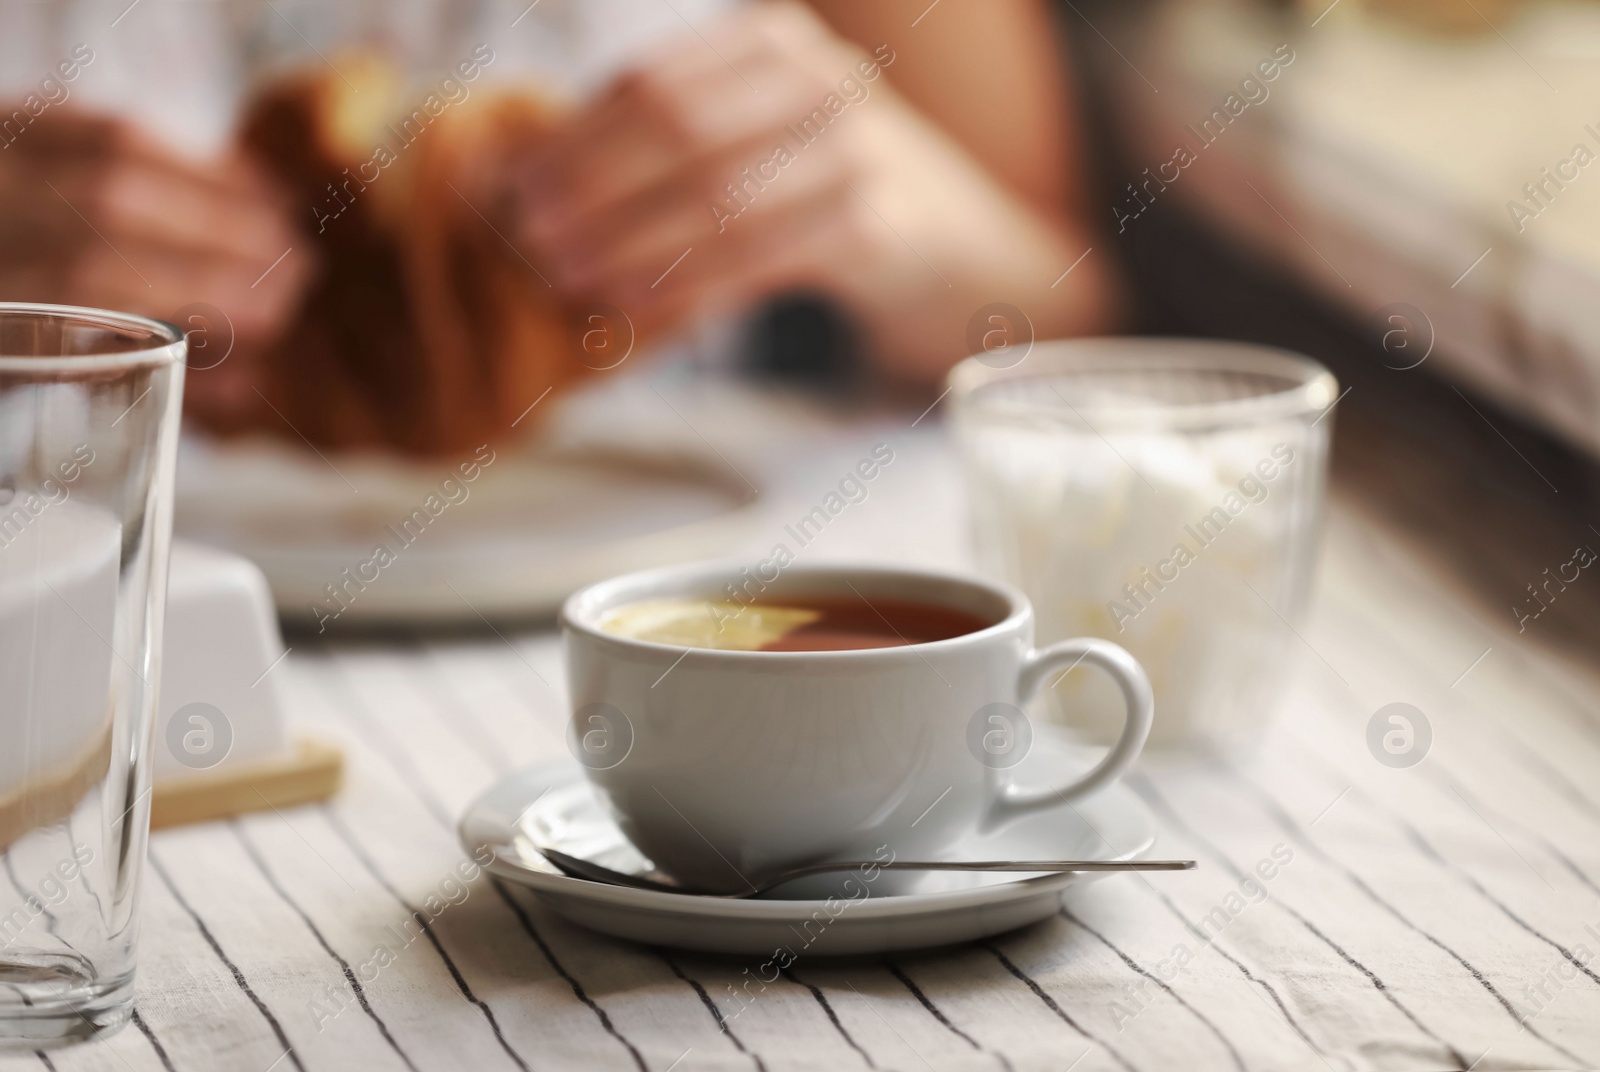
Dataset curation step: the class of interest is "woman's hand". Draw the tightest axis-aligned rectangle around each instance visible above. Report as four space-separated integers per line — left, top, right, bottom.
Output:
511 0 1112 383
0 112 310 420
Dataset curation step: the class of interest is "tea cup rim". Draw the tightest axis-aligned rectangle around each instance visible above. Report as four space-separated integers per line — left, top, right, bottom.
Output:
560 559 1031 661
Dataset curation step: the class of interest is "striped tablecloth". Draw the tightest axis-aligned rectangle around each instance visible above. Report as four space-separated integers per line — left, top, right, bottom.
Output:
8 415 1600 1072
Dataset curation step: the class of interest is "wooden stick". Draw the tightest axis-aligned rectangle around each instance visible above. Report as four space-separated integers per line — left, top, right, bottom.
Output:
151 736 344 829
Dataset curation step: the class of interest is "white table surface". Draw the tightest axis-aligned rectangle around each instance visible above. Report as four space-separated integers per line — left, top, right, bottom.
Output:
7 380 1600 1072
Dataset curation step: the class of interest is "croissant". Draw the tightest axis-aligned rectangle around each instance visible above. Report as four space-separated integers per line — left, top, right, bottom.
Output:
230 54 589 455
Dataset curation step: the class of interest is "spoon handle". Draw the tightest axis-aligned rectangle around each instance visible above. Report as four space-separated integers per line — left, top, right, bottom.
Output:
534 844 1195 898
777 857 1203 883
823 859 1195 876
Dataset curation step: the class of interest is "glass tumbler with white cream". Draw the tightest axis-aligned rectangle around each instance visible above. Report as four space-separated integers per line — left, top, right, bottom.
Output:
0 305 185 1047
950 340 1335 752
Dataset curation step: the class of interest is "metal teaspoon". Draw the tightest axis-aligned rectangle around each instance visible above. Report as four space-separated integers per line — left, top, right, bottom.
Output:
537 846 1196 899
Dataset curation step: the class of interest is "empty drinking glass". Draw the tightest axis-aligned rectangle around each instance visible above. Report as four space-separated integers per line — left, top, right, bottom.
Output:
0 304 185 1047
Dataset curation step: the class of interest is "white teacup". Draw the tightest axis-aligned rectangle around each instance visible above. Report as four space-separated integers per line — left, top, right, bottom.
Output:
560 561 1153 894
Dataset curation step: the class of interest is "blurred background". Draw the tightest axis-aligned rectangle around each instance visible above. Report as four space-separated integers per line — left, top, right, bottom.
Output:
1072 0 1600 667
2 0 1596 659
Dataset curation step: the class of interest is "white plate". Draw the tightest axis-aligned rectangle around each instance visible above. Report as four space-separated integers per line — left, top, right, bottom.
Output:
174 438 759 624
458 746 1160 956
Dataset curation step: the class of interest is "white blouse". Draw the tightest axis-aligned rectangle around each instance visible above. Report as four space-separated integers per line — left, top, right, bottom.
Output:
0 0 738 157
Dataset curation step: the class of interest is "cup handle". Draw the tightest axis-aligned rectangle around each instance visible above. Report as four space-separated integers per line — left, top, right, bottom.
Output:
988 638 1154 825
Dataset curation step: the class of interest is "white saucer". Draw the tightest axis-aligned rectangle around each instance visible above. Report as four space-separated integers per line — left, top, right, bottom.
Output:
458 744 1160 956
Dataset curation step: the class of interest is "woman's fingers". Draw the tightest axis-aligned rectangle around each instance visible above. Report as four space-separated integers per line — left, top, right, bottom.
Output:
0 107 310 351
588 179 879 338
523 65 785 245
521 2 875 244
1 122 300 287
43 154 296 266
58 238 298 333
547 126 864 298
